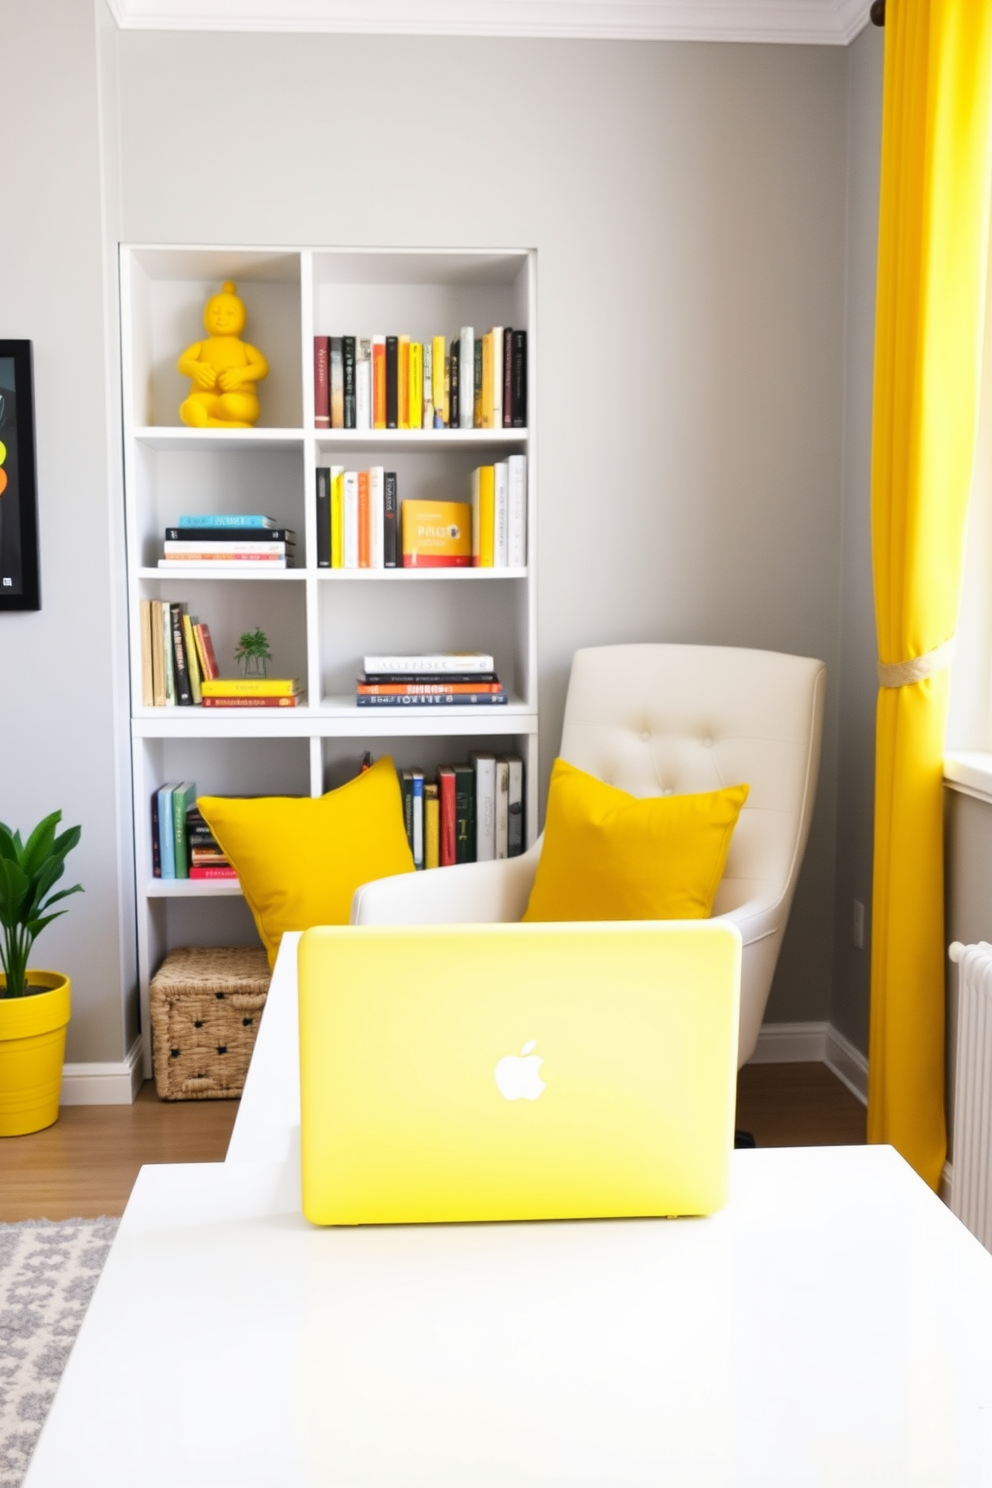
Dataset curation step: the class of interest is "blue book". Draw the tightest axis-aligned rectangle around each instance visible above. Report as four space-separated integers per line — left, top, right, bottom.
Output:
355 692 507 707
157 783 177 878
411 771 424 869
177 514 278 529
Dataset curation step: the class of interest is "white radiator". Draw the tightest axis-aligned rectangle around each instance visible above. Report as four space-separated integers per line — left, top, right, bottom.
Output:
949 940 992 1249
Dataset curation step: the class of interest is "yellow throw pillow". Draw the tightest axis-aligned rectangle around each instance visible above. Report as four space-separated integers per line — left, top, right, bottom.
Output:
522 759 749 923
198 756 414 967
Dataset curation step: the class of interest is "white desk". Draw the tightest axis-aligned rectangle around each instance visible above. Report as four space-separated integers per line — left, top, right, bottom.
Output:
24 937 992 1487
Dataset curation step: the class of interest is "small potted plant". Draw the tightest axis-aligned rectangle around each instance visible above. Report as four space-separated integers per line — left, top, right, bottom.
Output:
0 811 82 1136
235 626 272 679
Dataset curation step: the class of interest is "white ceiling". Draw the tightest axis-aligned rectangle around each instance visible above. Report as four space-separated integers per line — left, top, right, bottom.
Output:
106 0 872 46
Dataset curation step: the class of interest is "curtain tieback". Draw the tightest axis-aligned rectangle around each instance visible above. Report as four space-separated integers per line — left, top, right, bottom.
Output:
877 636 956 688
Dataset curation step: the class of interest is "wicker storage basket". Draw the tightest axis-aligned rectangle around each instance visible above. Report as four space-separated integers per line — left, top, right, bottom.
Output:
150 946 271 1100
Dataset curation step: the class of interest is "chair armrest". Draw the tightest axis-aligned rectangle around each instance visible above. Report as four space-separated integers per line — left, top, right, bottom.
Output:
351 839 542 926
714 895 782 949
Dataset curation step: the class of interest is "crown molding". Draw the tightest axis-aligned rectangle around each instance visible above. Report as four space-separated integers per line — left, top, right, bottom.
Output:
105 0 872 46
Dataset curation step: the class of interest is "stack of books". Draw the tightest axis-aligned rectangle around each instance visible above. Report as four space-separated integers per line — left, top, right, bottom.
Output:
201 678 303 709
398 753 525 869
139 601 218 707
158 515 296 571
357 653 506 708
313 327 527 431
151 785 236 881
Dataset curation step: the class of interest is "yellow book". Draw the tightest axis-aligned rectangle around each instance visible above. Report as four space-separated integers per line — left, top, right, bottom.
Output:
471 466 495 567
401 500 472 567
201 678 301 697
181 611 202 703
398 335 410 429
432 335 447 426
424 783 439 869
481 331 493 429
409 342 423 432
331 467 345 570
139 599 154 707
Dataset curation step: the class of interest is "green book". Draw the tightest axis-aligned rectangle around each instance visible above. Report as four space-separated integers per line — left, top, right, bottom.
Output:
171 782 197 880
452 763 476 864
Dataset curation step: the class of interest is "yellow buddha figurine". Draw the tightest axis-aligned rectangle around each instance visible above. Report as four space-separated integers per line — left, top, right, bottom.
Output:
178 281 268 428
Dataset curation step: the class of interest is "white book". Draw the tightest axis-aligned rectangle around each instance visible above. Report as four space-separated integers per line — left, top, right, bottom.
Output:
356 340 372 431
491 327 503 430
162 540 290 556
369 466 384 569
508 453 527 570
412 771 424 869
470 751 496 862
343 471 359 569
494 756 509 859
459 326 474 429
506 756 524 856
363 651 495 675
494 461 509 568
422 341 433 429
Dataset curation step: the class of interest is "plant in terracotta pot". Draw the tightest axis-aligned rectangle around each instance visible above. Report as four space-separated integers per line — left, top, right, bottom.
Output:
0 811 82 1136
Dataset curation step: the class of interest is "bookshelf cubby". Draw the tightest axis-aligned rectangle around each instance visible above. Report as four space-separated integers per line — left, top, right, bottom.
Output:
121 245 538 1077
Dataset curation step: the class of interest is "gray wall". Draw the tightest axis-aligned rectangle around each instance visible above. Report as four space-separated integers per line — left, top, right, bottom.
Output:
117 30 850 1025
0 0 135 1063
831 21 884 1055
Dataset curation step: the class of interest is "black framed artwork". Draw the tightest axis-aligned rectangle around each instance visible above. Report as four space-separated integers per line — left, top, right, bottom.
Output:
0 340 40 611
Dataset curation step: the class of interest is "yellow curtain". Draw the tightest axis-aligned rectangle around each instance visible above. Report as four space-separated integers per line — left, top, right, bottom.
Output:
869 0 992 1188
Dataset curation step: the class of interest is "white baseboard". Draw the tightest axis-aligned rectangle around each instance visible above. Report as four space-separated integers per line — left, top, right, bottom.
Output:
60 1036 144 1105
751 1020 868 1106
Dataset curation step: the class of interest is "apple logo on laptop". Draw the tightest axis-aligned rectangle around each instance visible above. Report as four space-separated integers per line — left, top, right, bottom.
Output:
494 1040 546 1101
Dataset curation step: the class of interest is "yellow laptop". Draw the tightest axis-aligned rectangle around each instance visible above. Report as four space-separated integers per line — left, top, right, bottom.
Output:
298 920 741 1226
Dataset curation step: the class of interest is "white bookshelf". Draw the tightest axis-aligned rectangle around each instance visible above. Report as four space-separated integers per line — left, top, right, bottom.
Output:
120 244 538 1078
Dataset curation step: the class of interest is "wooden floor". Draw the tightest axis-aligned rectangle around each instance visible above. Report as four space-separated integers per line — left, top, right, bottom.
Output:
0 1062 865 1222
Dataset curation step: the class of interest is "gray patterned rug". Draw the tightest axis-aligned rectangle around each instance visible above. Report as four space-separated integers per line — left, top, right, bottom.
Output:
0 1219 118 1488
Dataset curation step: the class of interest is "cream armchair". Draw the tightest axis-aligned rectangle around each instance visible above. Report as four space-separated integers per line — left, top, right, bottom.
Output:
351 644 826 1066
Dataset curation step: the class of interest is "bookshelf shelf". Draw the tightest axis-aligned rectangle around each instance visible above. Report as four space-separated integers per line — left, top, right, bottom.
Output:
122 243 537 1079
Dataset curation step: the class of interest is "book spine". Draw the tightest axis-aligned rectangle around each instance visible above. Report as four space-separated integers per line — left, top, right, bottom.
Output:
202 677 300 696
448 339 459 432
151 600 166 706
177 515 277 528
164 528 295 543
424 783 439 870
422 340 433 429
471 752 496 862
401 771 413 856
331 467 344 569
412 770 424 868
459 327 474 429
329 337 344 428
492 327 503 431
189 866 240 880
502 327 513 428
362 653 495 673
494 757 509 859
507 756 524 856
342 336 356 428
512 329 527 426
356 339 372 430
432 335 446 427
343 471 359 569
158 785 176 879
453 764 476 864
508 454 527 569
162 603 175 705
313 336 330 428
385 336 398 429
171 603 193 706
494 461 509 568
195 622 219 680
357 681 504 695
474 335 484 429
355 693 507 706
409 342 423 432
150 790 161 877
140 599 154 708
372 336 386 429
383 471 398 569
201 696 300 708
181 611 202 704
438 769 456 867
163 541 291 556
172 784 191 879
369 466 384 569
361 671 497 684
316 466 331 568
398 335 410 429
471 466 495 568
358 470 370 569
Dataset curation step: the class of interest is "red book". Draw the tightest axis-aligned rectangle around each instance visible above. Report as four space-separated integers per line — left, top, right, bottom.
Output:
356 681 504 695
201 696 300 708
372 337 386 430
358 470 370 568
438 766 457 867
194 623 220 681
189 865 239 880
314 336 330 428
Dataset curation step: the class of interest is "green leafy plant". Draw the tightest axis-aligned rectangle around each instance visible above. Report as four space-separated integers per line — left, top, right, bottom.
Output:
235 626 272 678
0 812 83 998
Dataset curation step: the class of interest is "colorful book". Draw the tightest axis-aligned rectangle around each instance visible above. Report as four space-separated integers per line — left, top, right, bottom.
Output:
193 622 219 682
474 335 484 429
411 770 424 868
363 652 494 674
398 335 410 429
170 603 193 706
313 336 330 428
383 471 398 569
385 335 398 429
401 499 471 568
438 767 456 866
316 467 331 568
189 865 239 881
471 466 495 567
356 692 507 707
409 342 423 431
201 678 300 697
471 751 496 862
356 339 372 431
494 756 509 859
452 763 476 864
177 515 279 529
172 782 197 878
432 335 446 427
356 681 503 695
372 336 386 429
331 467 345 570
422 341 433 428
330 337 344 428
358 470 370 569
151 600 166 706
157 783 178 878
424 782 439 870
343 336 356 428
360 671 497 685
400 771 414 854
164 527 295 544
201 696 301 708
448 339 459 432
140 599 154 708
150 789 162 877
181 611 202 704
161 603 176 705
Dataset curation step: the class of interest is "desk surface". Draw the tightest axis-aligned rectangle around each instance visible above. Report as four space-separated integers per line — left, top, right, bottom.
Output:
24 935 992 1487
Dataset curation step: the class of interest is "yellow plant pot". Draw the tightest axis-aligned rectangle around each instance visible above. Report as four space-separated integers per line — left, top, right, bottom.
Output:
0 971 71 1137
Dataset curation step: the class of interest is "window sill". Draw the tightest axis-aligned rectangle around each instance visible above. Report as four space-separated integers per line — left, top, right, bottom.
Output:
944 751 992 805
